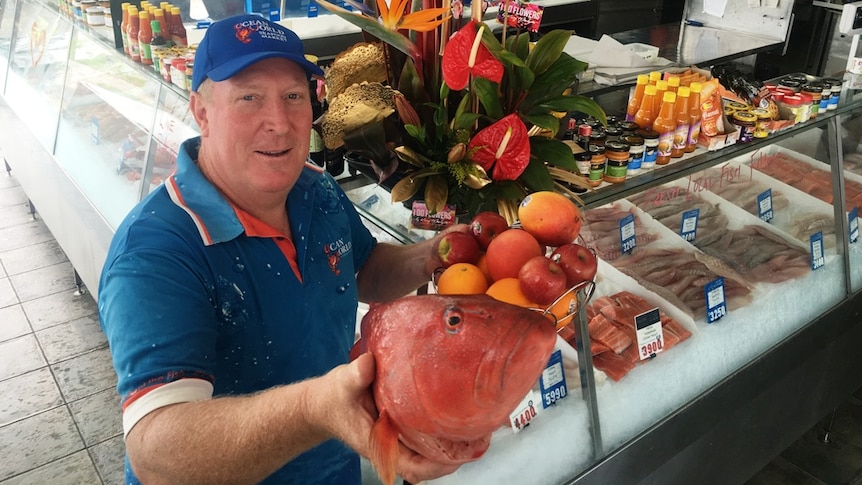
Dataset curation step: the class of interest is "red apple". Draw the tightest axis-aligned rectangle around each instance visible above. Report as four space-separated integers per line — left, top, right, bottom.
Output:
437 231 481 267
550 243 598 288
469 211 510 250
518 256 568 306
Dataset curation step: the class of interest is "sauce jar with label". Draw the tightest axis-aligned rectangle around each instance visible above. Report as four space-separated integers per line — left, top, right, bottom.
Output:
801 84 822 119
751 108 771 139
603 141 630 183
589 128 607 148
781 95 804 124
796 92 813 122
732 111 757 143
588 145 606 187
622 134 644 174
574 151 591 180
619 121 639 136
637 129 659 169
605 125 623 143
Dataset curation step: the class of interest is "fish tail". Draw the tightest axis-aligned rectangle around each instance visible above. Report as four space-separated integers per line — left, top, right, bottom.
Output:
370 409 399 485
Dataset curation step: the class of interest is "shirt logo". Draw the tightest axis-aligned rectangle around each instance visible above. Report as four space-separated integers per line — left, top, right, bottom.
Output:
233 23 260 44
323 239 352 276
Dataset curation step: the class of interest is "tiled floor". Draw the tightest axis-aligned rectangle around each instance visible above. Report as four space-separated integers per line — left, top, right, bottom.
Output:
0 172 123 484
1 166 861 485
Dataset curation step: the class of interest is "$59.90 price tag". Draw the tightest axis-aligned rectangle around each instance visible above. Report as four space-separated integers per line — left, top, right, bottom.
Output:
705 277 727 323
757 189 774 223
509 390 539 434
680 208 699 242
619 213 636 254
850 207 859 244
635 308 664 360
810 231 825 270
539 350 567 409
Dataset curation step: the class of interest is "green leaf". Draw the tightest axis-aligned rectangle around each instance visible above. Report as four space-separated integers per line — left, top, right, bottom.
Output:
453 112 483 130
537 96 607 125
523 53 584 107
404 124 422 140
513 65 535 93
525 30 570 77
315 0 420 59
522 113 561 134
473 77 504 120
398 59 427 104
530 137 578 172
518 158 554 192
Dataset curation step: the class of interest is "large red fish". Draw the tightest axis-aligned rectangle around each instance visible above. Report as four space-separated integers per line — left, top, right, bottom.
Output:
353 294 557 485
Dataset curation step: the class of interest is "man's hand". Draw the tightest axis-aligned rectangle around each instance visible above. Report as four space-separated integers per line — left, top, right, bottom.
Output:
424 223 472 277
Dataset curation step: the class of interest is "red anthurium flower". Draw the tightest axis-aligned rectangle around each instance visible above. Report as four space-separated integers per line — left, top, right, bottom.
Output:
442 20 504 91
467 114 530 181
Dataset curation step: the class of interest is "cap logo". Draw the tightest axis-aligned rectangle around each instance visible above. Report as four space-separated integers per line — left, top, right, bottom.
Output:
233 18 288 45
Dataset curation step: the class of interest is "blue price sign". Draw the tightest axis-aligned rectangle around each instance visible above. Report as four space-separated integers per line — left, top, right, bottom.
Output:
680 208 700 242
757 189 773 222
619 213 636 254
540 350 568 408
810 231 825 270
850 207 859 244
705 277 727 323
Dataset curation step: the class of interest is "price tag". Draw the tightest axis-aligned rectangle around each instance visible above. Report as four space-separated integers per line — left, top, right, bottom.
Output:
619 213 636 254
705 277 727 323
810 231 825 270
539 350 567 408
635 308 663 360
757 189 773 222
509 390 539 433
680 208 699 242
850 207 859 244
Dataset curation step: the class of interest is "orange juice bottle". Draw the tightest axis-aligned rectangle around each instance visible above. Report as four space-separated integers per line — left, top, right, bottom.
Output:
634 85 658 132
626 75 650 122
686 82 703 153
653 91 677 165
653 80 669 121
671 86 690 158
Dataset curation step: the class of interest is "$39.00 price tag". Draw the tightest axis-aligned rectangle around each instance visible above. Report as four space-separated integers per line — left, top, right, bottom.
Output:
509 390 539 434
680 208 699 242
539 350 567 408
810 231 825 270
850 207 859 244
619 213 636 254
705 277 727 323
635 308 663 360
757 189 774 223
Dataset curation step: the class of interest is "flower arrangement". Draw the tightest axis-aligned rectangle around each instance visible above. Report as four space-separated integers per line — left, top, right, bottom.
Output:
317 0 605 221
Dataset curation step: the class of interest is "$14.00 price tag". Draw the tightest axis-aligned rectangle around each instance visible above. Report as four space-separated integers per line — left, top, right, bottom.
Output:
810 231 825 270
619 213 636 254
509 390 539 434
635 307 663 360
680 208 699 242
850 207 859 244
539 350 567 409
757 189 774 223
705 277 727 323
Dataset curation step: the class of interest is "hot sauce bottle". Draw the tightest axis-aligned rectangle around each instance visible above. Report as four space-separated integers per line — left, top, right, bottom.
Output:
626 74 649 122
170 7 188 46
634 85 658 134
138 10 153 65
653 91 677 165
686 82 703 153
120 3 131 55
127 6 140 62
672 86 690 158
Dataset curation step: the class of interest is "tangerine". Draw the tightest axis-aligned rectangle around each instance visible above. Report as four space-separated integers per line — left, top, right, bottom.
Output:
436 263 489 295
476 253 493 285
486 278 539 308
546 293 579 330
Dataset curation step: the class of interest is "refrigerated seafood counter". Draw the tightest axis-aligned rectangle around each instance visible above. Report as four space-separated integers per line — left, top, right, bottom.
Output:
1 0 861 483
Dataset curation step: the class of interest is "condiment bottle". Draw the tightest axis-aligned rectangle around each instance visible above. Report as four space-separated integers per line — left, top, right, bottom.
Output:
149 19 168 73
801 84 822 119
127 6 140 62
672 86 690 159
648 71 661 85
170 7 187 46
604 141 630 183
576 124 591 151
626 74 650 122
161 5 173 45
653 91 677 165
153 9 168 43
587 145 607 187
138 10 153 65
634 85 658 134
637 129 659 169
574 151 591 180
732 111 757 143
653 80 669 118
686 82 702 153
622 134 644 174
667 76 680 94
120 3 131 55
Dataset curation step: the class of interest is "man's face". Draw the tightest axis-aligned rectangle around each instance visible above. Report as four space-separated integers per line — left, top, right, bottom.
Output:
191 58 312 198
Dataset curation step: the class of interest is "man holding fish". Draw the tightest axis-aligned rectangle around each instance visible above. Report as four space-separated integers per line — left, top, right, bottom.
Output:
98 15 464 485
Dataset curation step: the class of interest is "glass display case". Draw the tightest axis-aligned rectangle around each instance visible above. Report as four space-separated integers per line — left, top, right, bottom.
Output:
1 0 860 483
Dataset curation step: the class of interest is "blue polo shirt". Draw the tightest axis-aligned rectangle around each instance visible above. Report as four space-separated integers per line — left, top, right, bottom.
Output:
98 137 376 484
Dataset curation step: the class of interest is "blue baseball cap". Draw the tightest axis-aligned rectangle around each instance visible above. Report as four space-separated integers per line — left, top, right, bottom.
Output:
191 14 324 92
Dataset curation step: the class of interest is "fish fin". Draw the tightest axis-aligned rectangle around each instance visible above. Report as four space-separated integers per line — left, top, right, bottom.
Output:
370 409 399 485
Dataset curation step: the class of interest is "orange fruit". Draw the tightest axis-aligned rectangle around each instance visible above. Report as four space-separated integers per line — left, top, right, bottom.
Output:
436 263 489 295
486 278 539 308
476 253 493 285
518 191 582 247
545 293 579 330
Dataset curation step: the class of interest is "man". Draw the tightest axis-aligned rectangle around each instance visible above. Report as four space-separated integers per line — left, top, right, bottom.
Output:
99 14 461 484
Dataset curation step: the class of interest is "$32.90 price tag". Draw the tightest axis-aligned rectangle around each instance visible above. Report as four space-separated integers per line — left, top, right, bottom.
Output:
635 308 663 360
509 390 539 434
757 189 774 223
810 231 825 270
705 277 727 323
680 208 699 242
850 207 859 244
619 213 636 254
539 350 567 408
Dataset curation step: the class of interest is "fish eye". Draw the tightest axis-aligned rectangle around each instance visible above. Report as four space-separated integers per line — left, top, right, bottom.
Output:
443 307 464 334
